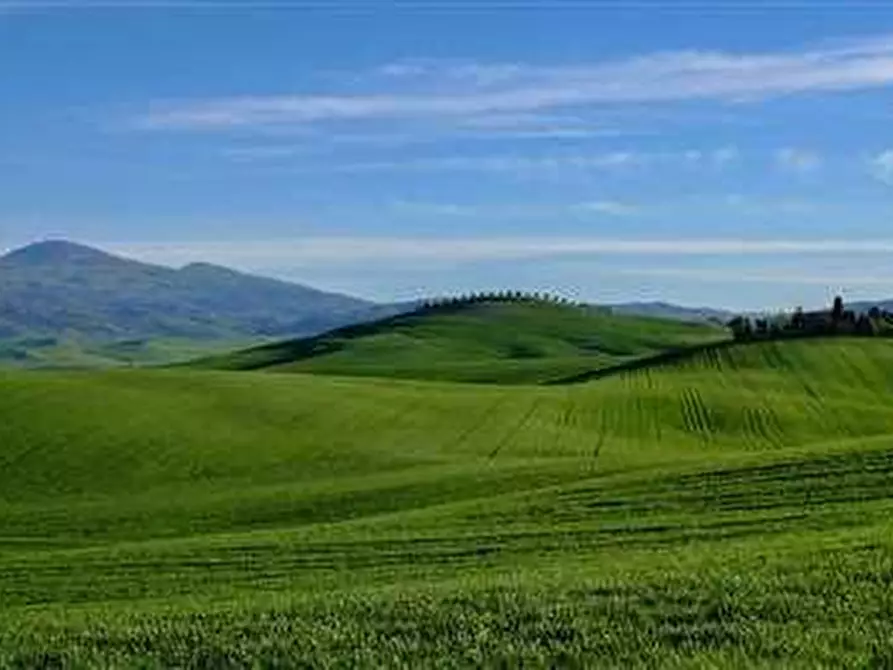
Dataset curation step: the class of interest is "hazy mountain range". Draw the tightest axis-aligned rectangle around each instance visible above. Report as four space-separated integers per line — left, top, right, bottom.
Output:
0 241 410 341
0 241 416 365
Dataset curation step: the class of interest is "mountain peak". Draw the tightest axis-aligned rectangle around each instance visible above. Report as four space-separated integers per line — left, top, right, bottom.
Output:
1 240 117 266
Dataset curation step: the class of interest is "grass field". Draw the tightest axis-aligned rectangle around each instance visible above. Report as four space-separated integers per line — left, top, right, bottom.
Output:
3 336 893 666
0 335 262 369
194 300 726 384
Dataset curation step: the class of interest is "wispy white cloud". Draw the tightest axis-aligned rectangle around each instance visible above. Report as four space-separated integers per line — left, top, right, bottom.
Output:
389 201 481 217
722 194 818 215
776 147 823 172
388 200 642 218
571 201 639 216
449 112 625 140
322 149 736 175
456 112 586 130
110 236 893 269
329 152 643 174
220 145 310 161
615 266 893 287
136 34 893 131
870 149 893 185
217 121 625 156
468 126 622 141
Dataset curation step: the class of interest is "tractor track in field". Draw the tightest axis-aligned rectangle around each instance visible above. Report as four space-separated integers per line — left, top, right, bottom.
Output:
444 394 512 454
743 406 783 449
680 387 715 439
488 399 544 460
592 406 610 461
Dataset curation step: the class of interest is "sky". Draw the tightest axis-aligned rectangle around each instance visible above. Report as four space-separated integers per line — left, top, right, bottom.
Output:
2 1 893 310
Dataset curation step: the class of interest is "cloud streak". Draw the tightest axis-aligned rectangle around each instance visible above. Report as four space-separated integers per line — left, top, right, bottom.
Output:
571 201 639 216
387 200 641 218
870 149 893 185
110 236 893 268
137 34 893 131
614 266 893 287
330 152 642 174
306 148 735 174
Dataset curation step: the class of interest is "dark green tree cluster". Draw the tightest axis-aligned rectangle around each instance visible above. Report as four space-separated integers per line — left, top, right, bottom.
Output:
728 296 893 342
415 291 581 314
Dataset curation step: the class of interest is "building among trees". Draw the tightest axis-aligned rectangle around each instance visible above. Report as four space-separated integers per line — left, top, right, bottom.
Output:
728 297 892 342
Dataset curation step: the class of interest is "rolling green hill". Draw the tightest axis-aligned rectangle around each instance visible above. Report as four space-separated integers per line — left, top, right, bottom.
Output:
194 299 728 383
4 337 893 665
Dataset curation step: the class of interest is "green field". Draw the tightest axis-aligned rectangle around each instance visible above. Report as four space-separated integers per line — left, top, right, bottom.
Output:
0 335 262 369
195 300 726 383
4 332 893 666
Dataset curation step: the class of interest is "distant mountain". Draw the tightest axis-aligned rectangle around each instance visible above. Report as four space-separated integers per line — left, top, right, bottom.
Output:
606 301 733 324
0 241 408 362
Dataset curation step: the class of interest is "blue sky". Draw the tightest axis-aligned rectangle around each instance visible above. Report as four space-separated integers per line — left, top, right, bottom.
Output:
2 2 893 310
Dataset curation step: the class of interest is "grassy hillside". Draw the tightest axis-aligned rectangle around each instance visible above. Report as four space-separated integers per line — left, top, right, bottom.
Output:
4 337 893 665
195 300 727 384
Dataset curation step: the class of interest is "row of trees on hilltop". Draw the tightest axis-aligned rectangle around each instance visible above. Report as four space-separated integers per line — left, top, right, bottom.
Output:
414 291 583 314
728 296 893 341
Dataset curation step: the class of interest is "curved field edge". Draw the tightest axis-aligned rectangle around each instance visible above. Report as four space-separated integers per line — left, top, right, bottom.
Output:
549 331 893 385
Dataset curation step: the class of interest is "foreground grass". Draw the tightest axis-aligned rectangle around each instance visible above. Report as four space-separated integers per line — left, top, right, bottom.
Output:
4 337 893 666
4 530 893 668
4 515 893 667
